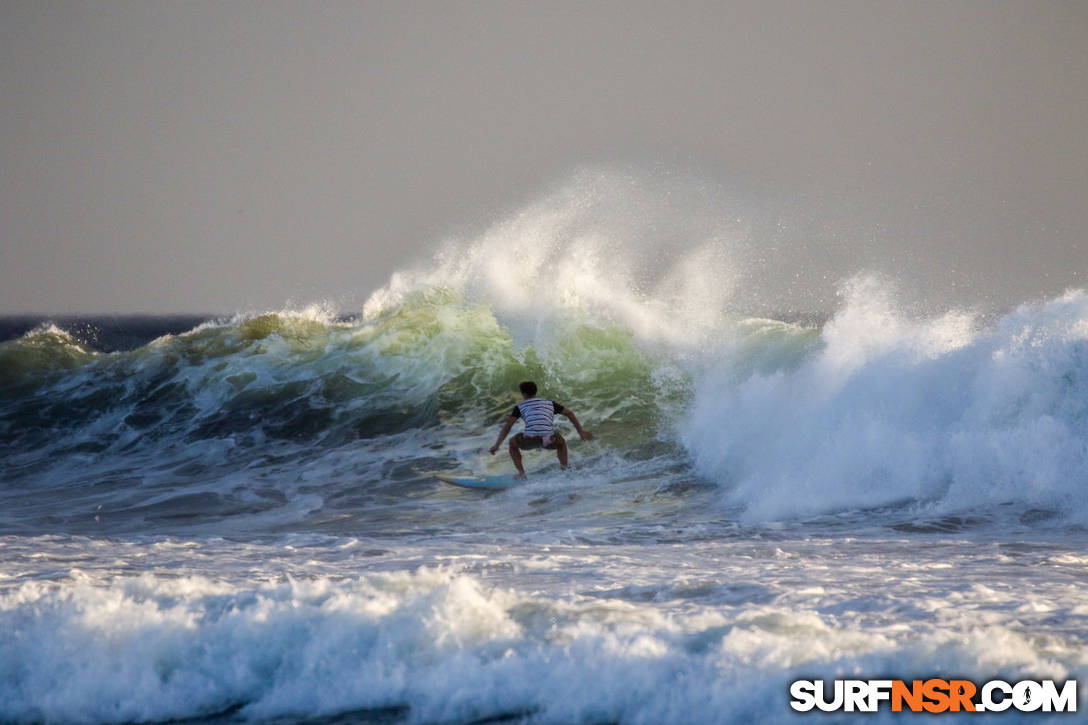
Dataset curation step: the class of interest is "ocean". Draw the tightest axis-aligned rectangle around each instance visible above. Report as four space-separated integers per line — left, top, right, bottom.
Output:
2 189 1087 723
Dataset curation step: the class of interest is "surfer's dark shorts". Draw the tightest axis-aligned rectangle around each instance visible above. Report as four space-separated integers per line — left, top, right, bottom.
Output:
513 432 564 450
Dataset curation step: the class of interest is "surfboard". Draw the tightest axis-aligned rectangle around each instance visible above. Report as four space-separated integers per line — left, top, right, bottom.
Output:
436 474 526 490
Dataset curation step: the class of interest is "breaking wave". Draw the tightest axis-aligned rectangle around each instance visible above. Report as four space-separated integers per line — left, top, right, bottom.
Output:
3 171 1088 531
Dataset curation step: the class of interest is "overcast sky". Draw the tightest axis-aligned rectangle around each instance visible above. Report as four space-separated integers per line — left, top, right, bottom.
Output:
2 0 1086 314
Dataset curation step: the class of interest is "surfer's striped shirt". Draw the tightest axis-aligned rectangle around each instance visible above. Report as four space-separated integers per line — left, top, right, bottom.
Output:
512 397 565 437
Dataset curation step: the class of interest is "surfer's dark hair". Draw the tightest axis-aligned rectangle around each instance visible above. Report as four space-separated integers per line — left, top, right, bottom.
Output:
519 381 538 397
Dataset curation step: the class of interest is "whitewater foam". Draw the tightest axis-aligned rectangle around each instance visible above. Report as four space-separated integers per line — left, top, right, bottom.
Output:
685 279 1088 523
2 534 1085 725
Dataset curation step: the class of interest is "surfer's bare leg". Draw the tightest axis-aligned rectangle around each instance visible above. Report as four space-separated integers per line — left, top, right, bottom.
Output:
508 438 527 478
556 436 568 469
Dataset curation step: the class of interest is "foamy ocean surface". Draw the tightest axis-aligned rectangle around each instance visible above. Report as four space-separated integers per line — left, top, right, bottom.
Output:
3 179 1087 723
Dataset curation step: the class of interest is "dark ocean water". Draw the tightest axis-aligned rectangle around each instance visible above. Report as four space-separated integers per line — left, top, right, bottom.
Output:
0 315 214 352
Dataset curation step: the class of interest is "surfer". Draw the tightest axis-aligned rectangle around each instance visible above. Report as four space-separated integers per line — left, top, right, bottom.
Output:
489 381 594 478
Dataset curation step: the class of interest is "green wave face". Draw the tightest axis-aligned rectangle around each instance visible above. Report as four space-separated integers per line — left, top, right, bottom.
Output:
0 325 97 390
0 292 719 461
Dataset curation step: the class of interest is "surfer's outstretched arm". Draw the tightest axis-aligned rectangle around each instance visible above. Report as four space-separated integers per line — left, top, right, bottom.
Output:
560 409 594 441
489 416 517 455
